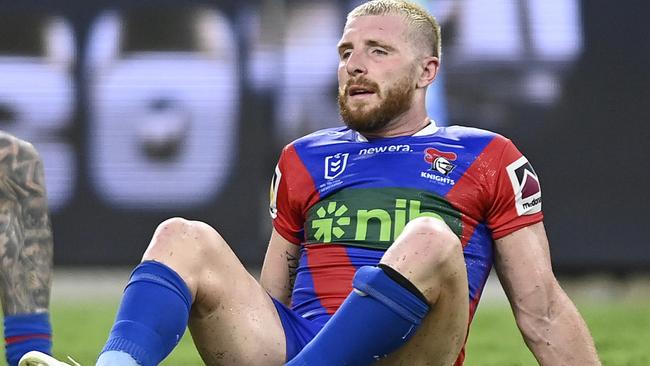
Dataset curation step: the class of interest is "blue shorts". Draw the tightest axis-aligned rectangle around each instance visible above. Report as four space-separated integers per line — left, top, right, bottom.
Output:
271 297 324 361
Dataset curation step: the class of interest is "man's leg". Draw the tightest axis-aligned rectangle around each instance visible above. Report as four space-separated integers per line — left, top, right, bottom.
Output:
287 217 468 366
98 217 286 366
379 217 469 365
0 133 54 366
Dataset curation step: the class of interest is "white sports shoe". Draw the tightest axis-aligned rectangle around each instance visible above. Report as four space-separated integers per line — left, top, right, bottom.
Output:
18 351 80 366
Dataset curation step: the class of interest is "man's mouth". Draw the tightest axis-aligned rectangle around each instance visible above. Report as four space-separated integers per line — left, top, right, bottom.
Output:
348 85 376 97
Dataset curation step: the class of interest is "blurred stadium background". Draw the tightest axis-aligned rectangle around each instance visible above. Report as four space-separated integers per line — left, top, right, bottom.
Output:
0 0 648 364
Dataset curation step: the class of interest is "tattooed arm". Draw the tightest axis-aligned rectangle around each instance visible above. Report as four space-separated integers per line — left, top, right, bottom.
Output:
260 228 301 306
0 132 53 315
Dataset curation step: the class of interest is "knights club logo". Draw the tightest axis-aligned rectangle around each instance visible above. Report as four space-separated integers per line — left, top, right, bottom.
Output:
324 153 349 180
424 147 457 175
506 156 542 216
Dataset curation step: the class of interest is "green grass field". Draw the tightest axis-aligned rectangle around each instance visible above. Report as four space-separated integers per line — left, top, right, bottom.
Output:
3 283 649 365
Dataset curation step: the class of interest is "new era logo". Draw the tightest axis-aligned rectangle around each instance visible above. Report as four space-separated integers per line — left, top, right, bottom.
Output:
324 153 349 180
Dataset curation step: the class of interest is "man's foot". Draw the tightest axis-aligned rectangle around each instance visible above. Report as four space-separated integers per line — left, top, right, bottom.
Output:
18 351 80 366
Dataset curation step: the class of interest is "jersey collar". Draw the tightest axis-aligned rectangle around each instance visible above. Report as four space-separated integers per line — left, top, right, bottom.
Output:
353 119 439 142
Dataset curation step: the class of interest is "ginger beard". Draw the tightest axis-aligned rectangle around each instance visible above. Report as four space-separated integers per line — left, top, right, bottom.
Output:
338 74 415 134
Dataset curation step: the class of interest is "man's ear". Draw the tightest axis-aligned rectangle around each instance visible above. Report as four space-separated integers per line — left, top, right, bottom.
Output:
417 56 440 88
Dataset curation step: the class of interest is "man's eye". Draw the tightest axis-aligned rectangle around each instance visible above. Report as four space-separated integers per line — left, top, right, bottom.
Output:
372 48 388 55
340 50 352 59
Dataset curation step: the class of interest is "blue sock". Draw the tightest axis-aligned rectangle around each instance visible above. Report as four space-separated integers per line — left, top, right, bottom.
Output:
286 265 430 366
4 312 52 366
100 261 192 366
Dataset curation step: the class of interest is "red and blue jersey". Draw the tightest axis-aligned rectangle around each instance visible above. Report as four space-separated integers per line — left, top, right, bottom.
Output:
270 123 543 364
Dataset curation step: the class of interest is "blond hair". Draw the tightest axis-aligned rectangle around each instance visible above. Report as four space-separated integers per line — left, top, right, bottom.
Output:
347 0 441 59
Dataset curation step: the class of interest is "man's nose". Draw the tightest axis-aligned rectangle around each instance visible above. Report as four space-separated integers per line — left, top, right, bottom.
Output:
345 52 367 76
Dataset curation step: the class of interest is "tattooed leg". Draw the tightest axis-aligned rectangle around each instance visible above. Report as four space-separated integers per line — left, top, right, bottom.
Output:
0 132 53 365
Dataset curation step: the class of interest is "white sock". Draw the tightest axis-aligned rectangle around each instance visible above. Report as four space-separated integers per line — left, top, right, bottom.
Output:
96 351 140 366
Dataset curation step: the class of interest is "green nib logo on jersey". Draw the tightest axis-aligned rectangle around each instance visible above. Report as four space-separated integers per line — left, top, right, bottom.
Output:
312 202 351 242
305 188 462 250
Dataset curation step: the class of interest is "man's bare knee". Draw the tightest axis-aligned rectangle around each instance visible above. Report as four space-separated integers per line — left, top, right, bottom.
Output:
141 217 231 298
381 217 465 302
143 217 224 267
386 217 462 266
403 216 456 238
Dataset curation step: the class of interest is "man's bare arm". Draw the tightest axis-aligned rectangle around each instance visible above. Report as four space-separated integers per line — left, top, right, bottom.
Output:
260 228 301 306
494 222 600 365
0 133 53 315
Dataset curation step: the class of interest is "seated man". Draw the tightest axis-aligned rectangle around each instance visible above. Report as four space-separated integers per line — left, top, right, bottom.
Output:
21 1 600 365
0 132 54 365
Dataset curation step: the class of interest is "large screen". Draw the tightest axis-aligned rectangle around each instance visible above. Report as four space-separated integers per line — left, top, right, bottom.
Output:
0 0 647 271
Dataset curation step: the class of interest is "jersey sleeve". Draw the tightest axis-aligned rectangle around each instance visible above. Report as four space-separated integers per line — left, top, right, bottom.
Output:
269 144 318 245
485 136 544 239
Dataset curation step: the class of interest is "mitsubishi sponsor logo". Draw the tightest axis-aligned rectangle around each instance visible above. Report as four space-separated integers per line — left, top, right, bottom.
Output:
324 153 349 180
506 156 542 215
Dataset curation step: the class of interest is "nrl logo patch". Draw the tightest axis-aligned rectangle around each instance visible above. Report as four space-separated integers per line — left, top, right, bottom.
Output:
324 153 349 180
424 147 457 176
506 156 542 216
